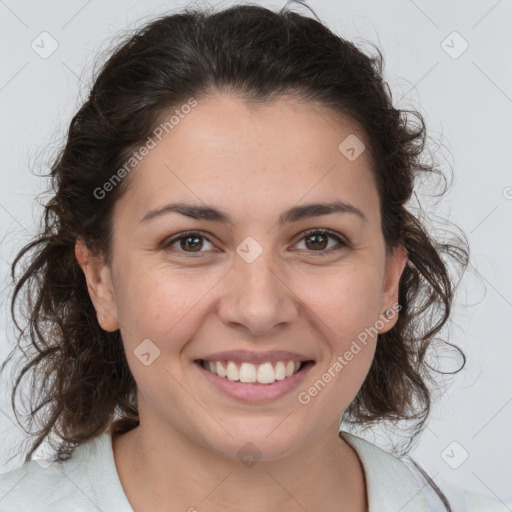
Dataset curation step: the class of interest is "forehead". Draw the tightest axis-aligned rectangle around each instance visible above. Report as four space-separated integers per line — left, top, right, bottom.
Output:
117 94 379 225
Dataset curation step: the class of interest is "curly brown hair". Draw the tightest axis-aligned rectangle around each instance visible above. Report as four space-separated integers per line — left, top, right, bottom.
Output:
2 1 469 476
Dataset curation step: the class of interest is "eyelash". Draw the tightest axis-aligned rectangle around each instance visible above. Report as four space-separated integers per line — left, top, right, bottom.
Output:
161 228 351 257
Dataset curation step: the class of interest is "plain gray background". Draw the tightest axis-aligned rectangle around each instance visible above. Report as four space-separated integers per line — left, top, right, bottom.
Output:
0 0 511 506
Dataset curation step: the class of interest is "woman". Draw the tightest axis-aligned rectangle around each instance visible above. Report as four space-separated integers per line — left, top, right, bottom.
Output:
0 3 504 511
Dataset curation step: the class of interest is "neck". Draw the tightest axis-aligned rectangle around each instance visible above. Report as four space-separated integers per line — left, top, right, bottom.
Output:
112 421 367 512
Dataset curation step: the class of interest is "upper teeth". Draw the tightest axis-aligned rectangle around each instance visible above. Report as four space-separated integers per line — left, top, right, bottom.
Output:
202 360 302 384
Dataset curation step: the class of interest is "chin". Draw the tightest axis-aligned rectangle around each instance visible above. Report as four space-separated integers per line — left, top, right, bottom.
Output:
200 417 310 462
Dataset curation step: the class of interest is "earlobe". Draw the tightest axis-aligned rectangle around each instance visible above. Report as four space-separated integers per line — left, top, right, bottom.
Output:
74 238 119 331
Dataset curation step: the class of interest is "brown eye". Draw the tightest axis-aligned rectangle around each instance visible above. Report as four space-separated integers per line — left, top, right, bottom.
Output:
304 232 329 250
295 229 349 255
179 235 203 252
162 231 215 254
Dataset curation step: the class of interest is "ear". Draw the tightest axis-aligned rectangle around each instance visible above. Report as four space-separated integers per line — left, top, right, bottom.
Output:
377 244 408 334
75 238 119 332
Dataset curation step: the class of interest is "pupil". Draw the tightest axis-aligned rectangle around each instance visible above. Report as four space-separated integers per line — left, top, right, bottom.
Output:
183 236 202 251
306 234 327 250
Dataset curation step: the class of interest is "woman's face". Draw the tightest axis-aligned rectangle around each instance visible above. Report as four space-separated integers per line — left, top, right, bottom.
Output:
78 94 407 460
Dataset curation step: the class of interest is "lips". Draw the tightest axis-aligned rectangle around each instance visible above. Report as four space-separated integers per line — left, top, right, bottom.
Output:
192 349 316 401
195 358 315 402
195 350 314 385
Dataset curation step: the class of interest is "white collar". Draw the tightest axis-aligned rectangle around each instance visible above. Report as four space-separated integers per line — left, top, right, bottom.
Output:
340 431 432 512
97 429 432 511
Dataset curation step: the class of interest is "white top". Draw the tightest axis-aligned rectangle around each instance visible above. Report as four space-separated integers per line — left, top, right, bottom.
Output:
0 429 505 511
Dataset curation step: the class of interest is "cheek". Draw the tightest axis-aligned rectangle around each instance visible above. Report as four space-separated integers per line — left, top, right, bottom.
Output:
297 264 384 337
293 265 382 394
115 271 209 395
115 263 216 348
297 271 380 409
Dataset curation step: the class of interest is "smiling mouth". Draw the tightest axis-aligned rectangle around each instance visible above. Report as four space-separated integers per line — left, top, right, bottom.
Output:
196 359 314 385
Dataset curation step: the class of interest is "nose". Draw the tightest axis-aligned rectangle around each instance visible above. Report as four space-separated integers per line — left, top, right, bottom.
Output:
217 251 299 337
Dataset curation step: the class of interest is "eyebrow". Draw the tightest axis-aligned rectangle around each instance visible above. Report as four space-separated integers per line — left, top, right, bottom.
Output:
140 200 367 226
